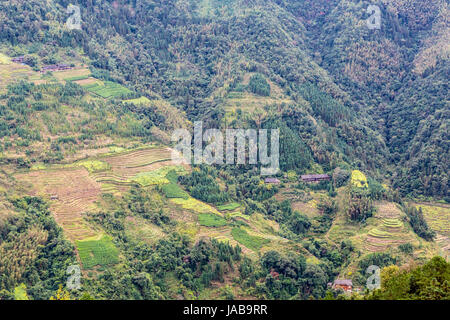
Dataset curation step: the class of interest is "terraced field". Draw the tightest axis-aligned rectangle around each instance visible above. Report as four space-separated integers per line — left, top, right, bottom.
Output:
365 202 416 252
15 168 101 241
15 147 186 242
82 80 132 98
416 203 450 259
0 58 35 91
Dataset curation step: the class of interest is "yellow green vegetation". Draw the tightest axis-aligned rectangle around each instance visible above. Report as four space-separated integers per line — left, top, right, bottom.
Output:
14 283 29 300
0 53 11 64
76 234 119 269
131 166 185 186
73 160 110 173
351 170 368 188
108 146 126 153
171 197 220 214
123 96 151 105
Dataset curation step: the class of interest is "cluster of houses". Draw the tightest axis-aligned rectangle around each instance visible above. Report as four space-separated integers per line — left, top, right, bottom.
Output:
11 56 25 63
40 63 72 73
11 56 73 73
264 174 331 185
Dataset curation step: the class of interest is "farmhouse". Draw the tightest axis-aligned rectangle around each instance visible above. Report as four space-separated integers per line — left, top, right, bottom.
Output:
264 178 280 184
301 174 331 183
332 279 353 292
11 56 25 63
41 63 72 73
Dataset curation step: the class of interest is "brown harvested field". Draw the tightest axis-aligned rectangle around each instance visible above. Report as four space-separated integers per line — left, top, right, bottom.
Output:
53 67 91 81
15 168 101 241
13 147 188 240
74 77 102 86
375 201 403 218
292 201 320 218
104 147 178 177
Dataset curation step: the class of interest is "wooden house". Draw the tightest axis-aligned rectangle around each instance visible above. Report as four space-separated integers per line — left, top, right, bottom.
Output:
300 174 331 183
264 178 280 184
332 279 353 292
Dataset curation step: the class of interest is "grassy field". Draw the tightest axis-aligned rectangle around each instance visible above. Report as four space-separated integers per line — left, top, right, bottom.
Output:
217 202 240 211
231 227 270 251
198 213 228 227
161 182 189 199
76 235 119 269
123 96 151 105
124 216 165 244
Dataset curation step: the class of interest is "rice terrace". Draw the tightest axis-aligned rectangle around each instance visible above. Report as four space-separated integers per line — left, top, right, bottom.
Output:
0 0 449 305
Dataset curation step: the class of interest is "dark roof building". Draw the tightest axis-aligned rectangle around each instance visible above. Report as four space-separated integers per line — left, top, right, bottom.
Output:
12 56 25 63
301 174 331 182
264 178 280 184
40 63 72 73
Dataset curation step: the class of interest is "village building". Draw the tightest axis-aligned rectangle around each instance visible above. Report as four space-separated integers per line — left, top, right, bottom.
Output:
11 56 25 63
300 174 331 183
331 279 353 292
40 63 72 73
264 178 280 184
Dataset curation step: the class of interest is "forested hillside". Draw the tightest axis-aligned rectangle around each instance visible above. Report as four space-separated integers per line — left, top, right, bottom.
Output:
0 0 448 301
1 0 447 198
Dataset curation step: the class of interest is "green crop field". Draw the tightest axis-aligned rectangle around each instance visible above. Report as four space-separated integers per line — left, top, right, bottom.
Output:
76 235 119 269
161 182 189 199
65 75 90 82
217 202 240 211
198 213 227 227
132 166 185 186
231 227 270 251
84 81 132 99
